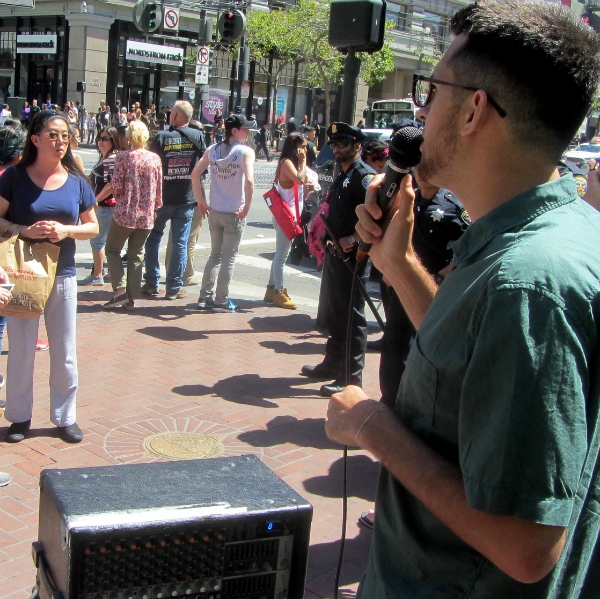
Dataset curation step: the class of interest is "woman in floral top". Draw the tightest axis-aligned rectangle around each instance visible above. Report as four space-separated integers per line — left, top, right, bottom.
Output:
104 121 162 309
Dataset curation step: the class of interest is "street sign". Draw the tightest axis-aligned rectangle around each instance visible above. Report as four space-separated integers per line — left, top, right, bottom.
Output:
188 90 196 100
241 82 250 99
178 80 194 88
195 64 209 85
197 45 210 65
163 7 179 31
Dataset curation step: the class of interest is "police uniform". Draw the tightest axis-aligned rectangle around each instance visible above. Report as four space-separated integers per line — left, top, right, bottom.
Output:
379 185 469 407
320 123 375 392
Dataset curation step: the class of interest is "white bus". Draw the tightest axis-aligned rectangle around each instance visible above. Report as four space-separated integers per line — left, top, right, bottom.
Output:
366 99 415 128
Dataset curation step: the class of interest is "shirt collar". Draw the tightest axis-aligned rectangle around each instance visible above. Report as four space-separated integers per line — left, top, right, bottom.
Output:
452 176 578 264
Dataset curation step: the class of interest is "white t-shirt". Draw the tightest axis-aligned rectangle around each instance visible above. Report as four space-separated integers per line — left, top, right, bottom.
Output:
208 141 251 213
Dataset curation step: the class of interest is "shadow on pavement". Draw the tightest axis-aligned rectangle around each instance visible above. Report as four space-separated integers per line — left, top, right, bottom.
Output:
238 415 339 450
135 326 208 342
249 313 322 334
260 340 326 355
306 527 372 596
172 374 318 408
303 455 380 501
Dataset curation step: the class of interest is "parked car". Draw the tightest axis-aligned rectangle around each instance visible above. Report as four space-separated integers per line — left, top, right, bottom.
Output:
563 143 600 170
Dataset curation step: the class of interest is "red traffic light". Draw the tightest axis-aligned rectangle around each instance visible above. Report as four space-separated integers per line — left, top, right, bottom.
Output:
217 9 246 42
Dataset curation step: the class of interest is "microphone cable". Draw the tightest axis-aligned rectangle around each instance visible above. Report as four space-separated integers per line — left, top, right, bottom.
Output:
331 125 423 599
333 256 364 599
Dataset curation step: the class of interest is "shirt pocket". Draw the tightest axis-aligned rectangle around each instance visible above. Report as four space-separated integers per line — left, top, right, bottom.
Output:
396 338 439 438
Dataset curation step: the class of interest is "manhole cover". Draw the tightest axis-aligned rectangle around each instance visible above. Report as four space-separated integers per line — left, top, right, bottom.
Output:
144 432 225 459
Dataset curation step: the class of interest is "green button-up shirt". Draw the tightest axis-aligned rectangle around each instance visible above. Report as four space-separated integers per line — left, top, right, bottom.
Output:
359 176 600 598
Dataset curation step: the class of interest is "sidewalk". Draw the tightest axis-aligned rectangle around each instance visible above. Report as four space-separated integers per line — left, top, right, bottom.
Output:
0 291 381 598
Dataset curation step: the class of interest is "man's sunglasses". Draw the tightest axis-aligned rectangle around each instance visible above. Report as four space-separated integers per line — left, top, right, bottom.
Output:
412 74 507 118
328 140 353 149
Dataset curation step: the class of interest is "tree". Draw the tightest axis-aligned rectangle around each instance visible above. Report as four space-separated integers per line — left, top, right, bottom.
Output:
246 0 395 127
245 9 302 127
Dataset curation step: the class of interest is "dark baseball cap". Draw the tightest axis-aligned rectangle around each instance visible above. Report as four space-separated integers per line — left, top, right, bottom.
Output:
225 114 257 129
326 122 367 143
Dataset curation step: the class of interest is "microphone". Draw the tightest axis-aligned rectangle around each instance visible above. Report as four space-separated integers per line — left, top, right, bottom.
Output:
356 126 423 261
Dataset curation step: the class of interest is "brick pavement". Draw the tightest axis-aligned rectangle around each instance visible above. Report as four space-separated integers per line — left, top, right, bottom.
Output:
0 290 383 599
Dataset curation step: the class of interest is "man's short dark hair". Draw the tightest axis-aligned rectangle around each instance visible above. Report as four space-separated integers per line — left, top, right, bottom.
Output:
449 0 600 160
304 126 315 133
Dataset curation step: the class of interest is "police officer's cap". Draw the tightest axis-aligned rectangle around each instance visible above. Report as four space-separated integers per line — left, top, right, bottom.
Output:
326 122 367 144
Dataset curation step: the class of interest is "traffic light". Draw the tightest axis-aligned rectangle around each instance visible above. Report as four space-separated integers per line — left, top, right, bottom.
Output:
217 9 246 43
329 0 386 52
133 0 163 33
208 48 215 78
582 8 600 33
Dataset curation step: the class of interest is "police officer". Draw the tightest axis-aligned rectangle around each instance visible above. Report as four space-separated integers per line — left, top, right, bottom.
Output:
378 170 470 408
301 122 375 396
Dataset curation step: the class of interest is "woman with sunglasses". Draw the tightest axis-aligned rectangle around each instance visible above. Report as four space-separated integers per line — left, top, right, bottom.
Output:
83 127 122 285
0 110 99 444
264 132 315 310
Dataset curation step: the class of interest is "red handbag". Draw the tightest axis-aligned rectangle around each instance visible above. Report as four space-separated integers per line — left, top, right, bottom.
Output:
263 164 302 241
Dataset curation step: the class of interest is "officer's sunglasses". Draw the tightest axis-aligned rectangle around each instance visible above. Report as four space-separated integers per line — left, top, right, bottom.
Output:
328 140 353 149
412 74 507 118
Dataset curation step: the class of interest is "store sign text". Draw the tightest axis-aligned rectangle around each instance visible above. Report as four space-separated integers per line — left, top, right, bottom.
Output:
16 35 57 54
125 41 183 67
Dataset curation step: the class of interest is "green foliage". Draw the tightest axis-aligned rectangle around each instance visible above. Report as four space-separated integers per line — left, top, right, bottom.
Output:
246 0 395 89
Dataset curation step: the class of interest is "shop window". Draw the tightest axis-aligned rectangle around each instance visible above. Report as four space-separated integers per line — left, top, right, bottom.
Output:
0 31 15 68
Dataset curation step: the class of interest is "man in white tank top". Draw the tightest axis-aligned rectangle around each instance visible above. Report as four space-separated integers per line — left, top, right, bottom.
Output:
191 114 255 312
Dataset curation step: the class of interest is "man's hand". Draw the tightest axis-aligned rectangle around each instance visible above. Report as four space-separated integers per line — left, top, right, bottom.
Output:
355 173 416 275
198 201 210 219
326 385 387 447
236 206 249 220
339 235 357 253
584 170 600 212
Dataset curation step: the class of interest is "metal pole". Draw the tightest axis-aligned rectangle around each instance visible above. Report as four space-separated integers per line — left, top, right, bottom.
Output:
339 49 361 125
193 9 207 119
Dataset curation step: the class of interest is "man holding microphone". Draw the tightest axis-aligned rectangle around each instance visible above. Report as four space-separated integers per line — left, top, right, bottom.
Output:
326 2 600 597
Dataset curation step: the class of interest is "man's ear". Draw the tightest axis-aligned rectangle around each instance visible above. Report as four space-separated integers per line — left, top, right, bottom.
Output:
461 90 493 137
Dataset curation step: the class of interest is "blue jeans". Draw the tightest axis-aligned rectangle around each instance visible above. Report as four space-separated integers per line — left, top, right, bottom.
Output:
0 315 5 353
144 204 194 293
268 217 292 291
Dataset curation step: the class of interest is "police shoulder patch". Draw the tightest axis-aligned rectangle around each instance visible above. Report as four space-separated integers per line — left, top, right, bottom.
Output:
362 174 374 189
460 209 472 226
574 175 587 198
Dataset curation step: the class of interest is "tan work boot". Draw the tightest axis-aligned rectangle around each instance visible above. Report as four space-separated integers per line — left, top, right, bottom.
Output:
273 288 297 310
264 285 275 303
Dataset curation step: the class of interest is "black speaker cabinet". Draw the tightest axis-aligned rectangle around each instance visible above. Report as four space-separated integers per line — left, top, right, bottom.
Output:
35 455 313 599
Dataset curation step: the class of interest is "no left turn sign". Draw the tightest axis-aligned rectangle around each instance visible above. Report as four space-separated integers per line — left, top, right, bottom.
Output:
197 46 209 65
164 8 179 31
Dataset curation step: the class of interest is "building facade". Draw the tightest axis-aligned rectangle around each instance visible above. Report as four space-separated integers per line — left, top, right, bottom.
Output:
0 0 574 125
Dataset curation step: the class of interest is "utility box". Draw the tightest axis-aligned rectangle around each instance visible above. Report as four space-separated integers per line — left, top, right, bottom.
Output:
328 0 386 52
